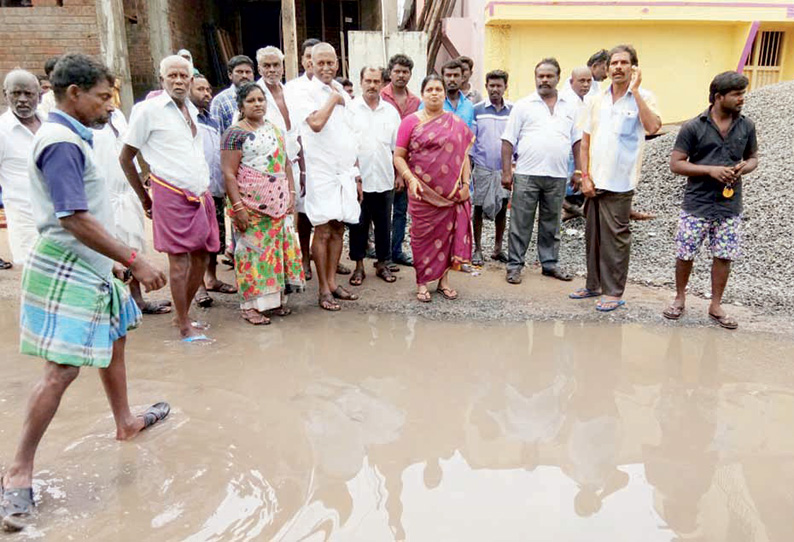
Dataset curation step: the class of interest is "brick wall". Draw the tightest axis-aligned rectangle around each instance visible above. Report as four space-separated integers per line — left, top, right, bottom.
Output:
0 0 100 80
124 0 156 99
168 0 218 80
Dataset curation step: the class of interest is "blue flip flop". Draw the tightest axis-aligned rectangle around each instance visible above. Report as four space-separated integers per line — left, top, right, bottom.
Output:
596 299 626 312
569 288 601 299
182 334 211 343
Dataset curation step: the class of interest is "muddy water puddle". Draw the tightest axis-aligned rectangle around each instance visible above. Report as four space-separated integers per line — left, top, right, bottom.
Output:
1 306 794 541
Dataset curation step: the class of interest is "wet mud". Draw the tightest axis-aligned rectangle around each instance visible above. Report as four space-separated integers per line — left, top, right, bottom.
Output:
2 304 794 541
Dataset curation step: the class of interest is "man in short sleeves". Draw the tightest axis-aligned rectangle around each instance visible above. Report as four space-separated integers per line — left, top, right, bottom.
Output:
663 71 758 330
574 45 661 312
120 55 219 341
1 54 169 533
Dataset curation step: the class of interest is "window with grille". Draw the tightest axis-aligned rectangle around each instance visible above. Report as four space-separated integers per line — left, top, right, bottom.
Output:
745 30 786 89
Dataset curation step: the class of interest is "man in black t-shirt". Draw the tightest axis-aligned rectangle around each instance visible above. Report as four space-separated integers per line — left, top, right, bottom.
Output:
664 71 758 330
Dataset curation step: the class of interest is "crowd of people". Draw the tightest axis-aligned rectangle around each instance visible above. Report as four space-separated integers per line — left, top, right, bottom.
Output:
0 38 758 530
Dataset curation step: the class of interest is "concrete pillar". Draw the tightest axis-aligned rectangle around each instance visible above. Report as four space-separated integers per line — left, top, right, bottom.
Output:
146 0 173 84
95 0 134 115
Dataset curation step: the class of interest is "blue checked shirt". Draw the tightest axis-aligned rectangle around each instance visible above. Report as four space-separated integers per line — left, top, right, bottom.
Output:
209 85 238 135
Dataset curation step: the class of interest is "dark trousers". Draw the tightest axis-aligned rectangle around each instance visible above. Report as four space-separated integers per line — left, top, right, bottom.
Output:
506 174 566 272
350 190 393 262
212 196 226 256
391 189 408 260
584 190 634 297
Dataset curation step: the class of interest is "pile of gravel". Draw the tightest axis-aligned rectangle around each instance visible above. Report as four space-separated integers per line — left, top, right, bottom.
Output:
478 81 794 314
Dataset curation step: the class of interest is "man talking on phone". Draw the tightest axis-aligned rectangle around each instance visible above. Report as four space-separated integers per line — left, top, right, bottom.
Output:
571 44 661 312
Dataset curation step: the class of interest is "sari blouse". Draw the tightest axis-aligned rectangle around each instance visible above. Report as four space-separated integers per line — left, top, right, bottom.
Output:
222 120 290 218
395 111 475 207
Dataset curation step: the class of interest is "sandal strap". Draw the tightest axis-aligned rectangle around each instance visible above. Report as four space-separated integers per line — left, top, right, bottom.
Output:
1 488 34 515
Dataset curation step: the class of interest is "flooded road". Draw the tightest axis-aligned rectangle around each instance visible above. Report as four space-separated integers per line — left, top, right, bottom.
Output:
1 305 794 541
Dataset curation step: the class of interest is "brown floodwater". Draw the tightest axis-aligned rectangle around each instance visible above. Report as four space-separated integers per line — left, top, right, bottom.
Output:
1 304 794 541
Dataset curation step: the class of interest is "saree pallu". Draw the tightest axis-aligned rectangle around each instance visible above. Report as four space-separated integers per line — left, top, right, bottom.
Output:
234 213 305 311
405 112 475 284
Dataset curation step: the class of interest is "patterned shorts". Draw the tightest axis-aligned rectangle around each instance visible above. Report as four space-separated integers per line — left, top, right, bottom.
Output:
675 211 741 261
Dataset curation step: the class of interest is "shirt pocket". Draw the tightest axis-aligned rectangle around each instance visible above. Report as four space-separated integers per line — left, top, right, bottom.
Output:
727 132 749 162
615 109 638 136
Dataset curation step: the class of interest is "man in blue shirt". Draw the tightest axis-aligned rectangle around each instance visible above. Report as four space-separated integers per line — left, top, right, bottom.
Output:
420 59 474 128
470 69 512 266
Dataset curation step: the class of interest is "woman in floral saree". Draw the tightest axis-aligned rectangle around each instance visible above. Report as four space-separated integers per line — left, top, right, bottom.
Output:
393 75 475 302
221 83 305 325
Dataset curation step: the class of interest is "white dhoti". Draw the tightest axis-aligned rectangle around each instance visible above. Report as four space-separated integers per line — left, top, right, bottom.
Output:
111 188 146 252
291 160 306 214
304 168 360 227
4 202 38 265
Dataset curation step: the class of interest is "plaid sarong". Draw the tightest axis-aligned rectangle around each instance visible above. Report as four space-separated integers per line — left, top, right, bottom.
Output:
19 238 142 368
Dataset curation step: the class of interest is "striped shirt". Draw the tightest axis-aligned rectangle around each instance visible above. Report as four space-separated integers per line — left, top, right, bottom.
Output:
470 100 512 171
584 85 660 193
209 84 238 136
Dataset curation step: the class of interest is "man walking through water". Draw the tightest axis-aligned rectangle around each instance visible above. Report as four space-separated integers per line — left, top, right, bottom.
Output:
664 71 758 329
0 54 170 533
572 44 661 312
299 42 361 311
121 55 220 341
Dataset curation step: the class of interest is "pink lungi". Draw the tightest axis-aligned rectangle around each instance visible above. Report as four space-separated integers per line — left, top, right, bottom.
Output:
150 175 220 255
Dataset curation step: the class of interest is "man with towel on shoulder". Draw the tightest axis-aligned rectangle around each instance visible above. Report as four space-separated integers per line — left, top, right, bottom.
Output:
299 42 362 311
120 55 219 342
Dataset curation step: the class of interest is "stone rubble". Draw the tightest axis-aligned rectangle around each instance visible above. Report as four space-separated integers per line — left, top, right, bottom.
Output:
476 80 794 314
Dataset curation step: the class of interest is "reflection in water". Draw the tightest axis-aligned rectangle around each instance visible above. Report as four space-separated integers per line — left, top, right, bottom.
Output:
1 308 793 541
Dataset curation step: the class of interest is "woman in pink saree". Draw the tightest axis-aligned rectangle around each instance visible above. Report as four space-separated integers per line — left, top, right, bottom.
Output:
393 75 475 302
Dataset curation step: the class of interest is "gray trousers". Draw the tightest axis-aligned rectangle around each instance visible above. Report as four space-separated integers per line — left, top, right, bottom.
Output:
507 174 566 272
584 190 634 297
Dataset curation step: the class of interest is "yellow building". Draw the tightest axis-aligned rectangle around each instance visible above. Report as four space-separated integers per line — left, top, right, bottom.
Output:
483 0 794 122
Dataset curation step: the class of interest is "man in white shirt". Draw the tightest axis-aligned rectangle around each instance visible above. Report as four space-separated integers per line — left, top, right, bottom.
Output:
36 57 59 117
120 55 219 341
0 70 43 267
348 66 401 286
501 58 582 285
284 38 321 279
573 44 661 312
300 42 361 311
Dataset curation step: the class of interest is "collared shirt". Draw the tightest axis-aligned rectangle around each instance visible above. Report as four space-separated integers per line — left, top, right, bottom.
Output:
196 109 223 197
502 92 583 178
349 96 401 193
300 77 358 179
380 83 421 119
584 85 660 193
470 99 512 171
674 108 757 219
465 87 483 105
0 110 43 206
125 92 210 195
29 110 115 276
209 84 238 135
419 90 475 128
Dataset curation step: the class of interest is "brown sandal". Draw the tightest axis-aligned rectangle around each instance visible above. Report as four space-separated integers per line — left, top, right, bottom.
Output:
332 286 359 301
416 290 432 303
349 269 365 286
436 286 458 300
662 305 685 320
376 266 396 283
319 293 341 311
241 309 270 325
709 312 738 330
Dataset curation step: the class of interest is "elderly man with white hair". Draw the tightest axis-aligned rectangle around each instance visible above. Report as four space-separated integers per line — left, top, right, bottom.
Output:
300 42 361 311
0 69 43 268
119 55 219 342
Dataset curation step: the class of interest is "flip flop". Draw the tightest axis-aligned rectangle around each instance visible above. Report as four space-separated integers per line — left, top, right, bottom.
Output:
376 266 396 283
141 301 172 315
709 312 738 330
662 305 685 320
436 286 458 300
472 251 484 267
1 479 34 533
241 310 270 325
141 402 171 430
270 306 292 317
182 334 212 343
195 292 213 308
332 286 359 301
349 269 365 286
569 288 601 299
596 299 626 312
319 293 341 312
0 259 12 271
416 290 432 303
206 282 237 294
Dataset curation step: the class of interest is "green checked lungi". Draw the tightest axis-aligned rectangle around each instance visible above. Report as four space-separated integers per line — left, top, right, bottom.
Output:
19 238 142 368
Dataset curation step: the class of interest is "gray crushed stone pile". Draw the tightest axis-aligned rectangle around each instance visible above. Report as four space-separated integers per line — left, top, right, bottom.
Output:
477 80 794 314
